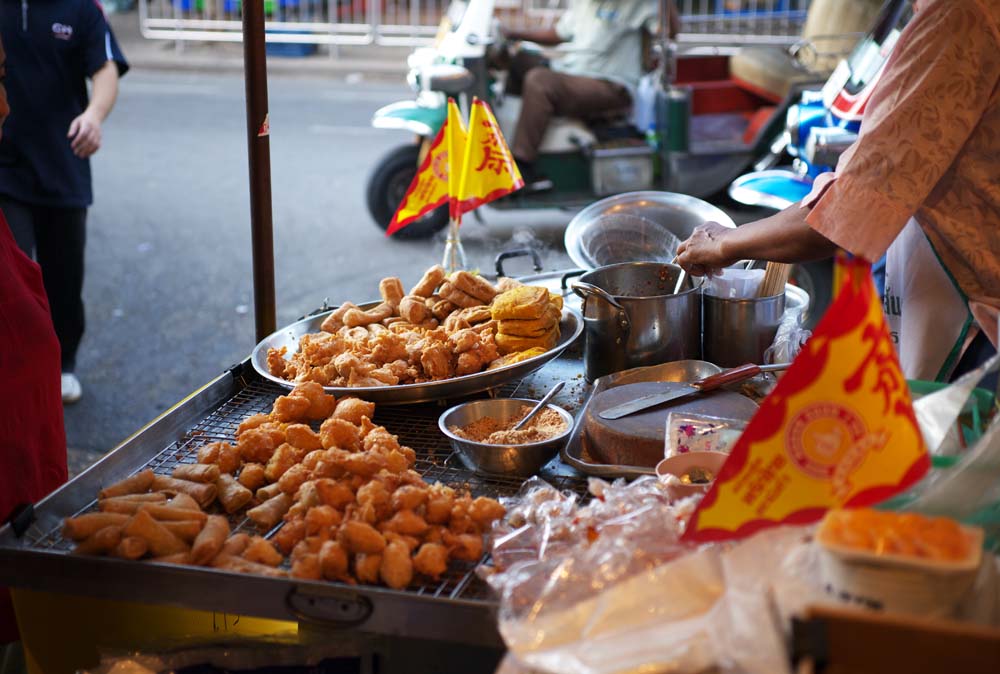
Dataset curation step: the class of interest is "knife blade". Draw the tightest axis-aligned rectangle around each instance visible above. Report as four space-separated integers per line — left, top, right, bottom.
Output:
597 363 788 420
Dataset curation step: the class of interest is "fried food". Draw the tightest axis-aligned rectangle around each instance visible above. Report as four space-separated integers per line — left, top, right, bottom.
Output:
172 463 220 484
237 413 272 437
398 295 430 324
236 429 277 465
343 302 394 328
114 536 149 560
320 417 362 451
491 285 549 321
450 271 497 303
380 539 413 589
213 554 288 578
243 536 283 567
98 469 155 500
319 540 350 581
355 553 382 584
290 381 337 420
73 526 123 556
495 328 559 355
332 397 375 426
124 510 189 558
487 347 547 370
379 277 405 309
439 281 484 309
247 493 293 531
321 301 360 333
191 515 230 565
413 542 448 579
497 303 560 338
339 520 386 555
271 394 311 423
216 474 253 514
410 265 446 297
151 475 217 509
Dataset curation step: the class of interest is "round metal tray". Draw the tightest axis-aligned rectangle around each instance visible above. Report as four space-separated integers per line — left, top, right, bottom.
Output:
251 303 583 405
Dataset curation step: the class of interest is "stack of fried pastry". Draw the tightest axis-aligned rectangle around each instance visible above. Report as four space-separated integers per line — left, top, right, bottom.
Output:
62 382 505 589
490 286 563 358
266 266 563 387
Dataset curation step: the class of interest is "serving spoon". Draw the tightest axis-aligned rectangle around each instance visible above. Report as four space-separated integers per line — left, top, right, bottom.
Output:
512 381 566 431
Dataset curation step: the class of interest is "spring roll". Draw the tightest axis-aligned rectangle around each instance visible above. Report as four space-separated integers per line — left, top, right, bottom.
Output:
99 493 168 514
216 474 253 514
221 533 252 557
165 493 202 511
123 509 189 557
98 469 156 500
72 525 123 556
62 513 130 541
191 515 230 566
160 519 204 543
152 552 193 565
171 463 221 484
255 483 282 502
211 554 288 578
151 475 217 508
139 503 207 523
246 493 293 531
114 536 149 560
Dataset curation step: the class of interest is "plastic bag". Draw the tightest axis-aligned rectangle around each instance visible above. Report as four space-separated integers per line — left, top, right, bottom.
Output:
665 412 746 457
764 292 812 365
704 268 765 299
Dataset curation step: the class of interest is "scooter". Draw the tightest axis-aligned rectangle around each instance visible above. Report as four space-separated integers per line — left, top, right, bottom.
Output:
728 0 911 315
366 0 839 238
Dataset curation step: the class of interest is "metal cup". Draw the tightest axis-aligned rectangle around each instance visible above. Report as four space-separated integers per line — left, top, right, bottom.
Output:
703 292 786 367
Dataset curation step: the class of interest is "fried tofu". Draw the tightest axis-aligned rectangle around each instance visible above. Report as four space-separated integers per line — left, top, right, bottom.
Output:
490 286 550 321
495 328 559 355
497 304 560 338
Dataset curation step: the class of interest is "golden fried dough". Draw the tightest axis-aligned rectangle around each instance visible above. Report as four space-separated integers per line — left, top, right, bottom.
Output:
439 282 484 309
490 286 549 321
379 277 405 309
450 271 497 303
495 327 559 355
487 347 548 369
497 303 560 338
409 265 446 297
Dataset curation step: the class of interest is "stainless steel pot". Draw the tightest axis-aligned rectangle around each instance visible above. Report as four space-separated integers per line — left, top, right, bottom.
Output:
571 262 701 381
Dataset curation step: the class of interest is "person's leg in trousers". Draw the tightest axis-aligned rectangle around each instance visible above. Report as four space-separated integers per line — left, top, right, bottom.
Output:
34 206 87 374
512 68 631 163
0 195 37 257
505 49 549 97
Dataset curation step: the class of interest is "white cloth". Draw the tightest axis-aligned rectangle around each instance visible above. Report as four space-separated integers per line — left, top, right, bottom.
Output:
884 218 975 381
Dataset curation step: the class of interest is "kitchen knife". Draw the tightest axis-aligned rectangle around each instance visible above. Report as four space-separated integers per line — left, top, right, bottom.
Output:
597 363 789 420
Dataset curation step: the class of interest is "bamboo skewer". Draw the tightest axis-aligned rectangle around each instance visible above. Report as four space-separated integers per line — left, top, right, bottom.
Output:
757 262 792 298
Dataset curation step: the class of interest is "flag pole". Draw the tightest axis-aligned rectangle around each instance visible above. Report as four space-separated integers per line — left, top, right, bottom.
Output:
442 214 466 273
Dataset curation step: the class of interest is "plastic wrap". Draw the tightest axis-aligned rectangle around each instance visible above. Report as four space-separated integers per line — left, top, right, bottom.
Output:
485 479 830 674
665 412 746 457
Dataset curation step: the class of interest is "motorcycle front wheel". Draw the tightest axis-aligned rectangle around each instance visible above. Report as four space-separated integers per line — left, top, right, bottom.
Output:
366 143 449 239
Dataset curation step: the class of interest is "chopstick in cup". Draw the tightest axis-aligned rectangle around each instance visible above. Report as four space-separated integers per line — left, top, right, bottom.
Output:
757 262 791 298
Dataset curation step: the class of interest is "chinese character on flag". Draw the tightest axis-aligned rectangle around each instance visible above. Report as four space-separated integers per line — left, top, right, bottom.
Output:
683 254 930 543
386 98 467 236
446 99 467 220
457 98 524 214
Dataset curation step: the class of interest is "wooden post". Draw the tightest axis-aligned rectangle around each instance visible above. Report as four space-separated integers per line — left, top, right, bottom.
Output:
242 0 277 341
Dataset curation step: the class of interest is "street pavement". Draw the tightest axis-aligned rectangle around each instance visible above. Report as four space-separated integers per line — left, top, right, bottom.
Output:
67 69 580 465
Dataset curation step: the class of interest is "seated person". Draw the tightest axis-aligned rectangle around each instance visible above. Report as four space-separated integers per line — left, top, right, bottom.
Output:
502 0 677 189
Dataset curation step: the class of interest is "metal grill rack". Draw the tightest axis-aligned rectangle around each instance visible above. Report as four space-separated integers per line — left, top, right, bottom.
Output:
21 366 590 608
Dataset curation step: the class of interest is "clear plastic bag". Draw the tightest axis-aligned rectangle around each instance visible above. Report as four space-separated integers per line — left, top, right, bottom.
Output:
665 412 747 457
764 293 812 365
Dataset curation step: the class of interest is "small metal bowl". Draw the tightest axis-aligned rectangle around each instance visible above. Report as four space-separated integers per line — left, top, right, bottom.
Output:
438 398 574 477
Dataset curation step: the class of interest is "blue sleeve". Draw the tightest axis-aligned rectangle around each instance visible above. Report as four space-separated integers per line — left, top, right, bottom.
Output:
79 1 129 78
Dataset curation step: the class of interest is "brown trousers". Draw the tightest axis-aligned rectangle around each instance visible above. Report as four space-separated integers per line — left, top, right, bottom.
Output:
511 61 631 162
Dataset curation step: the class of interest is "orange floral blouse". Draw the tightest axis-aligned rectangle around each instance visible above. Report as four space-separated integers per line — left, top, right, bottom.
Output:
803 0 1000 346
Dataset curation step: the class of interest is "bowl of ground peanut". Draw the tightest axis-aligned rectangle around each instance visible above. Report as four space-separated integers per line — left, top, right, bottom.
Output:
438 398 574 476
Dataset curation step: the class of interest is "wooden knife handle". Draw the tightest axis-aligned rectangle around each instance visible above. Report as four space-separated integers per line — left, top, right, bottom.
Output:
694 363 762 392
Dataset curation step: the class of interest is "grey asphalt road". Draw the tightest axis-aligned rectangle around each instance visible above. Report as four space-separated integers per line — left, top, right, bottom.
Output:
68 69 580 457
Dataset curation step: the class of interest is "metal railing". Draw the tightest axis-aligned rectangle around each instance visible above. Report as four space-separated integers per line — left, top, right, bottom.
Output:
139 0 810 47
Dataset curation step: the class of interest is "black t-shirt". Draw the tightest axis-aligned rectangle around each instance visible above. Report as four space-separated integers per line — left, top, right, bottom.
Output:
0 0 128 208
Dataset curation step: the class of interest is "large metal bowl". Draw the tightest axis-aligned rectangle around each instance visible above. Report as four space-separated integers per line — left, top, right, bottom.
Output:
564 191 736 271
438 398 573 476
250 303 583 405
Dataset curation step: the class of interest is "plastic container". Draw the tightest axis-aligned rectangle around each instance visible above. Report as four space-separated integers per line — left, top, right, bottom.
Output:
655 451 728 499
816 512 984 618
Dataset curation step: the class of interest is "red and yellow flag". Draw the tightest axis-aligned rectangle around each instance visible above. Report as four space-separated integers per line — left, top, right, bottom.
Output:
446 99 467 220
457 98 524 214
386 99 467 236
683 255 929 543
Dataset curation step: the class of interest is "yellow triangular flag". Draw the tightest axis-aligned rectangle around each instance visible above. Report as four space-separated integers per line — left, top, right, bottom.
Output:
385 122 450 236
446 98 467 220
457 98 524 214
683 255 929 542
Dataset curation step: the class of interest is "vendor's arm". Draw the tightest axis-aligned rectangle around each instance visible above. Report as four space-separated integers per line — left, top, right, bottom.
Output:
68 61 118 159
677 207 837 276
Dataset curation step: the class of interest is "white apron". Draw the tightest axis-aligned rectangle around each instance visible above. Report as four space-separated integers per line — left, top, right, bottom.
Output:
883 218 978 381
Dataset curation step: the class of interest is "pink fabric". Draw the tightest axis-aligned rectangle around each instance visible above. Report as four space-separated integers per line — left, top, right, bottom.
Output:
803 0 1000 347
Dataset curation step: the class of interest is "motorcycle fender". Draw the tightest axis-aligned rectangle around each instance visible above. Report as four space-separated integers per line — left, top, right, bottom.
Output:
728 169 814 211
371 102 446 137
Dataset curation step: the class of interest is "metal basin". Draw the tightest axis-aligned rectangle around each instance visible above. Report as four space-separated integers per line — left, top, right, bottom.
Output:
564 191 736 270
438 398 573 477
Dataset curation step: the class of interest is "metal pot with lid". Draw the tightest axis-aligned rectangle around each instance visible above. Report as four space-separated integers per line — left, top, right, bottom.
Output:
572 262 701 382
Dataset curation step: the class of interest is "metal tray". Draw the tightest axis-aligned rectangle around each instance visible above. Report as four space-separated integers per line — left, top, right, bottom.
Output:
0 361 590 647
250 303 583 405
562 360 743 479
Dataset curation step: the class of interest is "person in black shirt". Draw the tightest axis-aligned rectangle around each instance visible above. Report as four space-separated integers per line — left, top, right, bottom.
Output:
0 0 128 403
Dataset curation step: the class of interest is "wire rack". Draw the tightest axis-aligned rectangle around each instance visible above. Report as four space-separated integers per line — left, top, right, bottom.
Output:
27 368 590 604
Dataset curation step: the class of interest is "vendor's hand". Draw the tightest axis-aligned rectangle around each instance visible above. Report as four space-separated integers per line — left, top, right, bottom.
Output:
676 221 737 277
68 110 102 159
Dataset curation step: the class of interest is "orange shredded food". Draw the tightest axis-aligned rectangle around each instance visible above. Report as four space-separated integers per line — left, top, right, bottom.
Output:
818 508 973 562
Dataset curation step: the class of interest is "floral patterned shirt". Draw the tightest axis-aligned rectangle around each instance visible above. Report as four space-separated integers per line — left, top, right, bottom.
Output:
803 0 1000 346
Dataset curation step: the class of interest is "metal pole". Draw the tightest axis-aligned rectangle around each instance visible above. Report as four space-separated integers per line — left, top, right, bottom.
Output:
242 0 277 341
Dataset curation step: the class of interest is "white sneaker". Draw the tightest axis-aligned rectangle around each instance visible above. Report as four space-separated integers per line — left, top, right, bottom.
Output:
62 373 82 404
